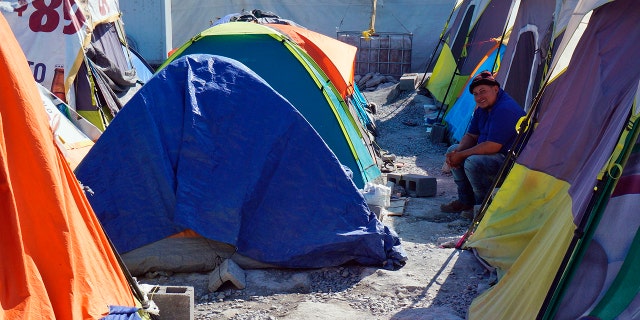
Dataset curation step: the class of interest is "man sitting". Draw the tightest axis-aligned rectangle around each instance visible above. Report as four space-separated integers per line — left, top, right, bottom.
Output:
440 71 526 218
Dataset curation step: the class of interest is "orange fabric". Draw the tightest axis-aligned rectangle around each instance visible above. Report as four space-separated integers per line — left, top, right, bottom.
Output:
267 24 357 98
0 16 136 319
169 229 201 238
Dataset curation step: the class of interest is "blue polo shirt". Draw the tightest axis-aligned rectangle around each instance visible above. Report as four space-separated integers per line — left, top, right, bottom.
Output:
467 89 525 154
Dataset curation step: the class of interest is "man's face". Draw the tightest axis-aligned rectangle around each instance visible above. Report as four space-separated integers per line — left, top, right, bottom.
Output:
472 84 499 109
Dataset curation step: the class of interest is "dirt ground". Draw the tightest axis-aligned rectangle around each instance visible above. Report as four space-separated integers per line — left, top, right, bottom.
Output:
137 83 495 320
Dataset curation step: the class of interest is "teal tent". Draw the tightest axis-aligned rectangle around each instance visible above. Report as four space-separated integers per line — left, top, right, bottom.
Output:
160 22 381 188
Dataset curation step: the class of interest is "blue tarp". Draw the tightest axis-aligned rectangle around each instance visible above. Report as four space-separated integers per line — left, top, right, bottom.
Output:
75 54 406 269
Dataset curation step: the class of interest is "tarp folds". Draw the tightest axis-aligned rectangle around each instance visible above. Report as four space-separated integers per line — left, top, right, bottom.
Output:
75 54 406 269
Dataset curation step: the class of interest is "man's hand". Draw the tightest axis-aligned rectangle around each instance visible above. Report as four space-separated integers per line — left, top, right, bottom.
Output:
446 140 503 170
445 150 463 169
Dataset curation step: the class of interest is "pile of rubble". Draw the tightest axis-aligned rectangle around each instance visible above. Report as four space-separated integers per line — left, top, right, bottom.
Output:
355 72 398 91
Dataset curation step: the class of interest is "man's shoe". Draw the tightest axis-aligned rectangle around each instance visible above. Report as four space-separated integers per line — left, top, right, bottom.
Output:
440 200 473 213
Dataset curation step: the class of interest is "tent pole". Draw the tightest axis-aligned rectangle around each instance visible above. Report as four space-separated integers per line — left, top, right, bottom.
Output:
418 2 459 87
490 0 518 73
434 60 462 123
370 0 377 34
99 219 160 319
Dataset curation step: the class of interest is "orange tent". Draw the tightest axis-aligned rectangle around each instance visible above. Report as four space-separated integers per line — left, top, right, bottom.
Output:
266 23 379 138
267 23 358 99
0 15 141 319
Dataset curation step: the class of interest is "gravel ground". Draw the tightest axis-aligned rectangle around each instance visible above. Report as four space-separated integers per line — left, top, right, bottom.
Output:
137 83 496 320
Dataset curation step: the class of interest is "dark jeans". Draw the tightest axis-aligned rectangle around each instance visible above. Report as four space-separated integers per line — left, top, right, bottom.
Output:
447 144 505 206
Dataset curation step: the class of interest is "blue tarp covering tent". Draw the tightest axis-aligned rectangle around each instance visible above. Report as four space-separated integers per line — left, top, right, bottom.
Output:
74 54 406 269
160 22 381 188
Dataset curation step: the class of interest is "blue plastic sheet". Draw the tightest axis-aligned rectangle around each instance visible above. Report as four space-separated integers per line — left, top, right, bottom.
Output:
75 54 406 269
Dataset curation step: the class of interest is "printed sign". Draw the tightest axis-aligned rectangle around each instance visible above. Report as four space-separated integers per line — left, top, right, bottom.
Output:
3 0 119 94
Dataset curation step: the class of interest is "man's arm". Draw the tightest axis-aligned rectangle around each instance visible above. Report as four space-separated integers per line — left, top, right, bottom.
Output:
455 133 479 151
457 140 502 158
446 133 502 168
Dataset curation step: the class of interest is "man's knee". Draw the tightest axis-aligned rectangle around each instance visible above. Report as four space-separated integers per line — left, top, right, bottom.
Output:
464 155 485 172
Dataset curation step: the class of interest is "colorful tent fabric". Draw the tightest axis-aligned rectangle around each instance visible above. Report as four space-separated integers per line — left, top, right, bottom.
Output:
210 14 378 136
266 23 378 136
441 0 555 143
495 0 558 110
426 0 516 108
160 22 380 188
0 14 141 320
267 23 356 99
74 54 406 269
464 0 640 318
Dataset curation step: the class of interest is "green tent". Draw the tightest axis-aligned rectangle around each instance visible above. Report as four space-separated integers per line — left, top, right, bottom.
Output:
159 22 381 188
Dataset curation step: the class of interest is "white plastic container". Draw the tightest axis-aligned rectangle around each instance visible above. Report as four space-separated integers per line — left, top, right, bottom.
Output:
361 182 391 207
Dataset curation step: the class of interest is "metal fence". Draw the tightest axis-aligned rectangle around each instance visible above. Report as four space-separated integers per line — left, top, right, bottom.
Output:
337 31 413 79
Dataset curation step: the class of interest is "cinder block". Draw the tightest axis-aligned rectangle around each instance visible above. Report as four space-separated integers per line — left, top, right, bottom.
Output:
402 173 437 197
398 73 418 91
208 259 246 292
385 173 436 197
149 285 194 320
386 173 402 185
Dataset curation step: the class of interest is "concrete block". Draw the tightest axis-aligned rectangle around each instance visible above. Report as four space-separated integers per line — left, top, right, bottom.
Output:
386 173 402 185
386 173 437 198
208 259 246 292
402 173 437 197
149 285 194 320
385 180 396 194
398 73 418 91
